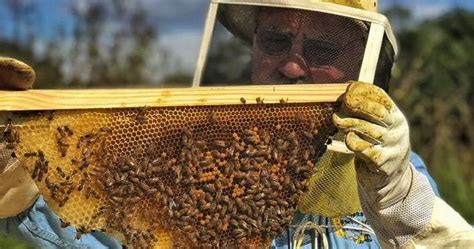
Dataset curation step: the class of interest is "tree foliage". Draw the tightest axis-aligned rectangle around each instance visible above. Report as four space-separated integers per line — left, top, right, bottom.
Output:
0 0 177 88
64 0 164 87
389 9 474 222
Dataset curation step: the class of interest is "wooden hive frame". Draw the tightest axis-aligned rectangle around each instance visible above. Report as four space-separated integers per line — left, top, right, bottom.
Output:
0 84 347 111
0 83 353 247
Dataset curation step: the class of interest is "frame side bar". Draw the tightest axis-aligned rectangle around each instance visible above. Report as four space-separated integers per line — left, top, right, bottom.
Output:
192 2 219 87
358 23 384 83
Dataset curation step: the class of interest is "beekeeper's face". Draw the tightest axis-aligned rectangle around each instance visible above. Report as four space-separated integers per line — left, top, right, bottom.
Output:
251 7 367 84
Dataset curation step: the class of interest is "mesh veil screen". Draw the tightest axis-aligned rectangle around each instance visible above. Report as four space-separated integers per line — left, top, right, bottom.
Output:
1 102 337 248
203 5 369 86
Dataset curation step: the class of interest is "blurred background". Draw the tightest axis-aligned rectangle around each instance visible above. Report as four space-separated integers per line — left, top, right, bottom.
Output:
1 0 473 247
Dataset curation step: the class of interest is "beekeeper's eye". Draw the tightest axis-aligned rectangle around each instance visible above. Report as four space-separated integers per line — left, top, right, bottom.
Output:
302 39 339 66
256 30 292 56
256 30 346 67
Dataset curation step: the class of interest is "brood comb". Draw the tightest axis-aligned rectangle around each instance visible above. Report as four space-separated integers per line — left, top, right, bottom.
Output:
0 84 350 248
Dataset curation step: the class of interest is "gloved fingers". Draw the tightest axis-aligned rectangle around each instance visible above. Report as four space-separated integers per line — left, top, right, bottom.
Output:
344 131 372 153
0 57 35 90
345 81 393 110
332 113 386 145
345 131 382 167
340 81 394 127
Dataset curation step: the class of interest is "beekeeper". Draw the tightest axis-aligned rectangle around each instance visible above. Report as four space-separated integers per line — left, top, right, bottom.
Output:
207 0 474 248
1 0 474 248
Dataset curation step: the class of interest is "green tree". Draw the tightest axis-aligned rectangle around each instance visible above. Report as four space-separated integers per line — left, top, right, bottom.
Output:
66 0 162 87
389 9 474 222
0 234 32 249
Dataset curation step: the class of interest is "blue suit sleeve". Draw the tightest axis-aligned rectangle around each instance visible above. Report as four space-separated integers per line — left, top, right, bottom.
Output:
0 196 121 249
410 152 440 197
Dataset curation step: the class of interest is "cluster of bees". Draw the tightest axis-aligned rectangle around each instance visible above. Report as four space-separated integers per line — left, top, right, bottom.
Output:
1 119 20 149
90 124 332 247
6 102 337 248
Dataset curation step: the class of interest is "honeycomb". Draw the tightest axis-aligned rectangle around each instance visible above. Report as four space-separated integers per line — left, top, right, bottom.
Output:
0 102 337 248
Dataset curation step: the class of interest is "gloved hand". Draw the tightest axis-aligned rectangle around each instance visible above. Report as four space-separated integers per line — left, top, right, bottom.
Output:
332 81 436 247
0 57 35 90
332 81 411 209
0 57 39 218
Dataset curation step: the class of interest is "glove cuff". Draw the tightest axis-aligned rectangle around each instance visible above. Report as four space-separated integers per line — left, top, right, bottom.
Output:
355 158 412 209
359 164 435 247
0 157 39 218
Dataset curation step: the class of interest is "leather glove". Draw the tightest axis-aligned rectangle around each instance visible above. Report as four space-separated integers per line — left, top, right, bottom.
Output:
0 57 35 90
332 82 474 248
0 57 39 218
332 81 438 247
332 81 412 209
0 144 39 218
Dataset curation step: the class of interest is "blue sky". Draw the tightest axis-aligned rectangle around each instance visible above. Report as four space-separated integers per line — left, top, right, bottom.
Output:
2 0 473 40
1 0 473 76
381 0 474 20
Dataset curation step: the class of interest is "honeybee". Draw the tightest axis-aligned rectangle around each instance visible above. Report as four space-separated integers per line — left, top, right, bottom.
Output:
75 226 88 240
56 167 66 178
232 228 245 239
165 186 174 196
135 107 148 123
77 179 86 191
79 160 90 170
139 182 150 191
59 218 70 228
213 140 226 148
99 127 112 133
303 131 313 139
46 111 56 121
32 163 40 180
36 164 47 182
24 151 37 157
194 141 206 150
85 187 98 199
277 199 289 207
112 196 124 203
2 119 17 140
240 97 246 104
209 111 218 123
44 177 56 191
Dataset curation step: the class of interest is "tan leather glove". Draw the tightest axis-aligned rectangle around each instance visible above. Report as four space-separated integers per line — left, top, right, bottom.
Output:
0 57 39 218
333 81 412 208
0 57 35 90
0 144 39 218
332 81 435 247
